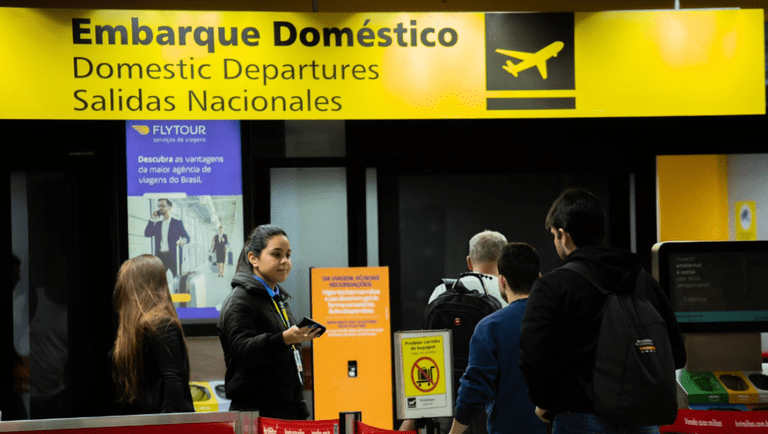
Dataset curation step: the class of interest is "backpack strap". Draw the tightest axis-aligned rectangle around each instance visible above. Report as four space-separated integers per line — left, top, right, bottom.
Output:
561 262 609 295
441 277 457 289
440 272 494 296
440 277 475 295
455 272 492 295
561 261 647 298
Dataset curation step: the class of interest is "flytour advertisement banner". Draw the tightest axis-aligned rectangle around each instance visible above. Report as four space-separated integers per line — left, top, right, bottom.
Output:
0 8 764 120
126 120 243 321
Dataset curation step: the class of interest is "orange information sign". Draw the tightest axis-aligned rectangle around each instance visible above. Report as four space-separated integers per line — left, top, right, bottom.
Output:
310 267 392 429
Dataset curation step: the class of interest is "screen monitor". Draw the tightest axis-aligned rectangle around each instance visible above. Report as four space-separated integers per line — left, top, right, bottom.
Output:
125 120 243 324
652 241 768 333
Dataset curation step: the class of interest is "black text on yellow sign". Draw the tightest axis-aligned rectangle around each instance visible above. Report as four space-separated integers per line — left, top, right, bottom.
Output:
0 9 763 120
71 18 460 53
402 336 447 396
67 16 460 114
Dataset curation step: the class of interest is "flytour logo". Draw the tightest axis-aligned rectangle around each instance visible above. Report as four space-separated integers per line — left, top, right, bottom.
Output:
485 13 575 110
130 124 209 136
131 125 150 135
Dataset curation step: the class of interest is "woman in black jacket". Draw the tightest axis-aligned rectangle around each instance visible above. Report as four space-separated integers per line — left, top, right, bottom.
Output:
218 224 321 419
111 254 194 414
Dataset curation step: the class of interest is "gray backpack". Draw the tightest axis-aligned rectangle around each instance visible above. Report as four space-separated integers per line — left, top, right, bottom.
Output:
563 262 678 426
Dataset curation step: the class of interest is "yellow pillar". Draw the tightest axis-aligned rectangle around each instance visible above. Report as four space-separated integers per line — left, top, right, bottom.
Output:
656 154 729 242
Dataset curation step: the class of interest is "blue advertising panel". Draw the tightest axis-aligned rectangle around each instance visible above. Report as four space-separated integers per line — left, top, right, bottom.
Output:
126 120 243 322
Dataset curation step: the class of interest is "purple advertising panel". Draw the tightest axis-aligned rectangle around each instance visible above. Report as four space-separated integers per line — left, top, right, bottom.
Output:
126 120 243 322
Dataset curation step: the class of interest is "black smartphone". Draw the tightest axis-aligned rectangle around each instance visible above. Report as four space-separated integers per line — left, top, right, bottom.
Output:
297 316 327 337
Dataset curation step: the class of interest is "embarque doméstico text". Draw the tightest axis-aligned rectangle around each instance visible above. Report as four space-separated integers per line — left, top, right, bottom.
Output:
70 17 460 113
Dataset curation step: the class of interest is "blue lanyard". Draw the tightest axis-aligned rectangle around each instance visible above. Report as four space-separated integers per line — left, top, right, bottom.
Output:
253 276 303 385
254 274 292 331
253 274 279 297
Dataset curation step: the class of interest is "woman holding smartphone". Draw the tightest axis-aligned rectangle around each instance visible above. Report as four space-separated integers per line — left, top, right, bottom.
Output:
218 224 322 419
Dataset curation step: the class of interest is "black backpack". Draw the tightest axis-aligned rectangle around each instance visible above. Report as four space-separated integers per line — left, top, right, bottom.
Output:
423 272 502 397
562 262 678 427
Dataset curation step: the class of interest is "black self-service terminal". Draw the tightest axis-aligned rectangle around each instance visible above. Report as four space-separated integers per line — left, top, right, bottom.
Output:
653 241 768 410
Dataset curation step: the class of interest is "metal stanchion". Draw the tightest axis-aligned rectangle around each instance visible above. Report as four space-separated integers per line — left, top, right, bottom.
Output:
250 411 260 434
236 411 259 434
415 418 439 434
235 411 247 434
339 411 362 434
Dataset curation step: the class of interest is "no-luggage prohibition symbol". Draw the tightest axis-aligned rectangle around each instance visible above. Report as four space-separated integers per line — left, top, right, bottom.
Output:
395 330 452 419
411 357 440 393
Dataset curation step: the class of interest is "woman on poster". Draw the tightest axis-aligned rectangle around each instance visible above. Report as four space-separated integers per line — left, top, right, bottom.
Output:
211 226 229 277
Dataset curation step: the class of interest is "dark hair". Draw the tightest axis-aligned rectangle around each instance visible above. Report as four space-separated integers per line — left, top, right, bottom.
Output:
545 188 606 247
235 224 288 273
159 198 172 207
497 242 540 294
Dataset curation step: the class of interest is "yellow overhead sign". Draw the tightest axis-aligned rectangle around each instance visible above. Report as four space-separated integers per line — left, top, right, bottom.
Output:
0 8 764 120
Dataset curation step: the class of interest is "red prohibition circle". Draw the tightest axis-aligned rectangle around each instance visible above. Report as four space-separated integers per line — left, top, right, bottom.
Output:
411 356 440 393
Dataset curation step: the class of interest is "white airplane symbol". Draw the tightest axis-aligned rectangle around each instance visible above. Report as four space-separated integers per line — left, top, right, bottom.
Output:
495 41 565 80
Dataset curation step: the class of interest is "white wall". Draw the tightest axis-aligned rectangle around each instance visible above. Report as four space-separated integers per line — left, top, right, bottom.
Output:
271 167 350 320
366 167 379 266
727 154 768 241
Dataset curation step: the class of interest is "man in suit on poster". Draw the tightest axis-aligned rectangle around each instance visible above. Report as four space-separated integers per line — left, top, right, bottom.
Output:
144 198 190 278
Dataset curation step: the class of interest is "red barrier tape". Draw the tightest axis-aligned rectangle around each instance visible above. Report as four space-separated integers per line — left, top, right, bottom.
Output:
356 422 407 434
254 412 768 434
9 423 236 434
258 418 338 434
255 418 405 434
661 409 768 433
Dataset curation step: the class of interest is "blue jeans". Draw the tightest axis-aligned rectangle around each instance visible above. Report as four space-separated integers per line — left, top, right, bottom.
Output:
553 413 660 434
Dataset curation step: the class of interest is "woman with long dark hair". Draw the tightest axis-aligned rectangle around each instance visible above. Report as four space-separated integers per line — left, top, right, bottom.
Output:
218 224 321 419
112 254 194 414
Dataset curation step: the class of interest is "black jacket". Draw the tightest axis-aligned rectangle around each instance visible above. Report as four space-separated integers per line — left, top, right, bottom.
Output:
519 246 686 413
117 319 195 414
217 272 308 418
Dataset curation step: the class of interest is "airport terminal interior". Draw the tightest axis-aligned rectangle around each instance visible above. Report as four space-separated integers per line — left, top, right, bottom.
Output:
3 0 768 429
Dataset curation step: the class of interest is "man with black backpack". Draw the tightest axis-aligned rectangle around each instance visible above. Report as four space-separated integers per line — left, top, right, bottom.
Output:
519 188 687 434
448 243 546 434
400 230 507 434
427 230 509 308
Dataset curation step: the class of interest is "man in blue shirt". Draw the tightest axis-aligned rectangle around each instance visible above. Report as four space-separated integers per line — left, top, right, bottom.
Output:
449 242 546 434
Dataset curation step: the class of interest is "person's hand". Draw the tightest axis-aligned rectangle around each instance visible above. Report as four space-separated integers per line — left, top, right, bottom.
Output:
398 419 416 431
14 356 30 394
535 406 552 423
283 325 323 345
448 419 468 434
